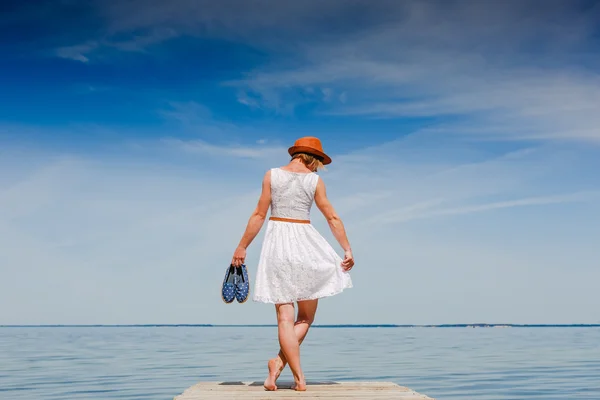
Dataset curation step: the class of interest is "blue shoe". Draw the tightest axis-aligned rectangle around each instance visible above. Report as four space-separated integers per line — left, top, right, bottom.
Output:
234 264 250 303
221 265 237 304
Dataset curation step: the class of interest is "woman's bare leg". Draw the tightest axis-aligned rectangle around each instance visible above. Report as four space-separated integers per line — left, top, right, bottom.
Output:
265 299 318 390
277 300 318 369
264 303 306 391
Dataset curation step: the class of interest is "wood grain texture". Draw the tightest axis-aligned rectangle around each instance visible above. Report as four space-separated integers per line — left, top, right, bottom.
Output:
174 381 435 399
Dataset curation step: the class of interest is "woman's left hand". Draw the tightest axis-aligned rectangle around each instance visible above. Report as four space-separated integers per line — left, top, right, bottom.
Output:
341 249 354 271
231 246 246 267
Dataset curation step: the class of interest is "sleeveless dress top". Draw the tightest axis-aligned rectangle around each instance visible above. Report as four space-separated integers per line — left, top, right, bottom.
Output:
253 168 353 304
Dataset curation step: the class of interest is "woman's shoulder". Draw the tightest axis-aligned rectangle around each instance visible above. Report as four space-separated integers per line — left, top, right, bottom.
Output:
261 168 273 181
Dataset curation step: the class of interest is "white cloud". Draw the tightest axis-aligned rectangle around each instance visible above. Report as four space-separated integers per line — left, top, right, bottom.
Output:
157 101 248 139
109 28 178 52
234 55 600 142
214 2 600 143
163 138 286 159
50 1 600 144
321 87 333 102
54 28 177 63
365 191 599 226
236 91 260 108
159 101 213 124
55 43 97 62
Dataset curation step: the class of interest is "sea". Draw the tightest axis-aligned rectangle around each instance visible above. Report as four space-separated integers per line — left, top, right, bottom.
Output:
1 326 599 399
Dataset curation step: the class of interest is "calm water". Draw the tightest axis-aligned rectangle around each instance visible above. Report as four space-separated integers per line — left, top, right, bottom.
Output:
1 327 599 399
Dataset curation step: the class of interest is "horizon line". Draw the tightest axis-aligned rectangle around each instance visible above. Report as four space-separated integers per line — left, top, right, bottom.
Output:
1 323 600 328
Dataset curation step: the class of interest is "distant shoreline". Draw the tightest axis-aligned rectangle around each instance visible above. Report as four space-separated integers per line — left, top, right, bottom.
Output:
1 324 599 328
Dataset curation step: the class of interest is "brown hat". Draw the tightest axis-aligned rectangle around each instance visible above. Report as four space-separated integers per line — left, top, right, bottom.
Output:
288 136 332 165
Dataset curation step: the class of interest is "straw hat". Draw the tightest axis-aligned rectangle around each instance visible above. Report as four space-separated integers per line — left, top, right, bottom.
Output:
287 136 332 165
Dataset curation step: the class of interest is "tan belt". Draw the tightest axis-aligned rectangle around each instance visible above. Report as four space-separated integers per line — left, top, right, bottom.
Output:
269 216 310 224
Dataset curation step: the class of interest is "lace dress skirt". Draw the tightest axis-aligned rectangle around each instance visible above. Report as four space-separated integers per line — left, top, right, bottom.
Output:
252 219 353 304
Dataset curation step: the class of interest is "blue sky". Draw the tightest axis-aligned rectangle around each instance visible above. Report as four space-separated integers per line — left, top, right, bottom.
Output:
1 0 599 325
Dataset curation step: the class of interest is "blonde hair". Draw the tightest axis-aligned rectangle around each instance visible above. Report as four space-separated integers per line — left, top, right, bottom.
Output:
291 152 325 172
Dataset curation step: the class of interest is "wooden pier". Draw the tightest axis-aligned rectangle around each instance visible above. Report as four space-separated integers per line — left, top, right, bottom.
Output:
174 381 435 399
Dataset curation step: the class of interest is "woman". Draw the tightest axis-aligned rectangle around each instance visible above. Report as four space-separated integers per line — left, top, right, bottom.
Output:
231 136 354 392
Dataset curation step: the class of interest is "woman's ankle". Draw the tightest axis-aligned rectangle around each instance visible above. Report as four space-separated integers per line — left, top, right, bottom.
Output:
271 356 285 369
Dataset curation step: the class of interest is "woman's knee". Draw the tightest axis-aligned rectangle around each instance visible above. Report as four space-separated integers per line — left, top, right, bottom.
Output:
278 313 295 325
295 315 315 326
276 304 295 324
296 299 318 325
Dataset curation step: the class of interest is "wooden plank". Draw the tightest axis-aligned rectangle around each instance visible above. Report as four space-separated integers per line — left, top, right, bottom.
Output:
174 381 435 399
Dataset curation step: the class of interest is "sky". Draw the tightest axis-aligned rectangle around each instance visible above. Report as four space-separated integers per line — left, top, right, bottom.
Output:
1 0 599 325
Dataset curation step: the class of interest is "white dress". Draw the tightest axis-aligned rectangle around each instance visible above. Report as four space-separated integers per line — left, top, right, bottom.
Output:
253 168 353 304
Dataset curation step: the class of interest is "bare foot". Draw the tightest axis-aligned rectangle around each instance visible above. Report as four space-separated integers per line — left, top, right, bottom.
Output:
263 358 283 391
293 377 307 392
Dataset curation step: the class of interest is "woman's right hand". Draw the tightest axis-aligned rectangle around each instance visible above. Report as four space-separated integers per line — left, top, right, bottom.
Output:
231 246 246 267
341 249 354 271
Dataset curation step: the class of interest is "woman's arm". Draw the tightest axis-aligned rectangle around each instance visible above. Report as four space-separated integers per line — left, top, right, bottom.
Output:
314 177 355 271
231 170 272 266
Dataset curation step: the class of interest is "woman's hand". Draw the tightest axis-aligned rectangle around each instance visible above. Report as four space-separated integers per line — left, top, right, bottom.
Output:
231 246 246 267
341 249 354 271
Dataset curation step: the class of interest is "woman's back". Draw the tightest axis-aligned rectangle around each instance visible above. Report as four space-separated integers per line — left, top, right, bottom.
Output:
270 168 319 221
